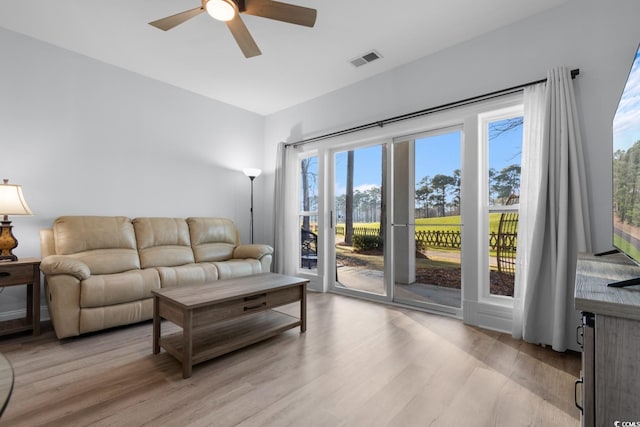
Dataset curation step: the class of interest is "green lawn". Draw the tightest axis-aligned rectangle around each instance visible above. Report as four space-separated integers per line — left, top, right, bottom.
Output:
343 214 504 235
614 234 640 261
338 214 509 258
416 214 503 234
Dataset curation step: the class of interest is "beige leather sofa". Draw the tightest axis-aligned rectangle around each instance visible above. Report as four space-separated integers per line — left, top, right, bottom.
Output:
40 216 273 339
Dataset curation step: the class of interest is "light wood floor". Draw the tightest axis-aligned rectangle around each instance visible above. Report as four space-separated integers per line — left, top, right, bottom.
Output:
0 293 581 426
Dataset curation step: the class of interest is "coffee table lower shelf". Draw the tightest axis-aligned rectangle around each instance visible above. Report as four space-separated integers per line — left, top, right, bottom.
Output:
159 310 301 375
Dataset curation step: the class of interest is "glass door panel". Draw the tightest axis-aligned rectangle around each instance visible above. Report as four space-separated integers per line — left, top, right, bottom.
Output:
393 131 462 309
333 145 386 296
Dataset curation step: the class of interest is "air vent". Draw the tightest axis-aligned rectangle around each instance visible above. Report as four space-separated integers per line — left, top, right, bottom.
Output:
350 50 382 68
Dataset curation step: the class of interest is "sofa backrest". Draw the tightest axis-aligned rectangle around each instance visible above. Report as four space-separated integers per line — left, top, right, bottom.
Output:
187 217 239 262
52 216 140 275
133 217 195 268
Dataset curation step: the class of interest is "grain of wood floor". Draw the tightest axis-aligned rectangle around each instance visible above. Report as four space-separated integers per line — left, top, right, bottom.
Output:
0 293 581 426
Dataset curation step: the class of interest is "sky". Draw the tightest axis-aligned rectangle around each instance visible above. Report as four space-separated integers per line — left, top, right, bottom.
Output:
613 49 640 152
334 123 522 197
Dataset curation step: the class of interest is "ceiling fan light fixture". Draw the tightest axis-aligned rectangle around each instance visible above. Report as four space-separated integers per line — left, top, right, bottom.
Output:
206 0 237 22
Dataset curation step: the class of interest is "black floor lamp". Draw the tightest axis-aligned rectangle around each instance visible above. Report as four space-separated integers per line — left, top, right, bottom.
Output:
243 168 261 244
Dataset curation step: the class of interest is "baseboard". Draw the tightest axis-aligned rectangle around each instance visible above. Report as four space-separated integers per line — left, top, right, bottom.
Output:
463 300 512 333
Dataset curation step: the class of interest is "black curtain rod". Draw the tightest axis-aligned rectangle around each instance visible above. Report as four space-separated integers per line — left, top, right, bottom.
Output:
287 68 580 147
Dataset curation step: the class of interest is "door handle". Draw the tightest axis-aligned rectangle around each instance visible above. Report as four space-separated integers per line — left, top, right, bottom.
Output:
574 378 583 413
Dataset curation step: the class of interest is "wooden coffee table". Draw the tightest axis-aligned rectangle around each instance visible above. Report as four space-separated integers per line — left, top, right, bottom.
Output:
152 272 308 378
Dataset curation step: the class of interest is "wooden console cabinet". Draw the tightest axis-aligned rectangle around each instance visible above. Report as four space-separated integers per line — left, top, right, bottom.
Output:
574 253 640 426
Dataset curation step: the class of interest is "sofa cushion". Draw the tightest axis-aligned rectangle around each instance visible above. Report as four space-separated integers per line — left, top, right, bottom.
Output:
80 269 160 308
187 217 239 262
53 216 140 274
133 217 195 268
214 259 262 280
156 263 218 287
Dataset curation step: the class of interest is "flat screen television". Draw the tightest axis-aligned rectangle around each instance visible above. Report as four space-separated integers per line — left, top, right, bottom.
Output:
612 42 640 286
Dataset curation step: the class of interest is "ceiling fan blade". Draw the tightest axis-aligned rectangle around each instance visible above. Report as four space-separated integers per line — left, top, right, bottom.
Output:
226 15 262 58
149 6 204 31
244 0 317 27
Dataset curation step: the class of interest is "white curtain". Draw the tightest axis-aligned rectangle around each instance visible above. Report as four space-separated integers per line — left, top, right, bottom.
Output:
513 67 592 351
273 142 299 275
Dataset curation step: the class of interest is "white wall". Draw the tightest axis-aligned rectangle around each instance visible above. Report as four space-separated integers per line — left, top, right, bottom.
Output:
0 28 266 315
264 0 640 255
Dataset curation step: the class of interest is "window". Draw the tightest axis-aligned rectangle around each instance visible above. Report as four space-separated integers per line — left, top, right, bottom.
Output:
299 155 319 272
481 107 523 299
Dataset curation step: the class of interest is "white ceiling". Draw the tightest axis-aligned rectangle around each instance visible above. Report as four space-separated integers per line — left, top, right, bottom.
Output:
0 0 570 116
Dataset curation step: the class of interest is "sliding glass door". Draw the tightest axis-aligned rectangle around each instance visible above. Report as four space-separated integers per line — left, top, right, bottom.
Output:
291 93 523 329
328 132 464 311
332 143 388 298
393 129 463 312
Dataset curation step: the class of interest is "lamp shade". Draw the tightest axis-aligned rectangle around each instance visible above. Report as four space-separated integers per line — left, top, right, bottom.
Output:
243 168 262 179
206 0 237 22
0 181 33 216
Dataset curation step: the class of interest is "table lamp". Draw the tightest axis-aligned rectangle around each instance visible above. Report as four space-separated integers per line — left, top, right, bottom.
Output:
0 179 33 261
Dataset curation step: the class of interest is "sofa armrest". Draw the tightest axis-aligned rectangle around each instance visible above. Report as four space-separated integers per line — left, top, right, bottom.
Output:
40 255 91 281
233 244 274 260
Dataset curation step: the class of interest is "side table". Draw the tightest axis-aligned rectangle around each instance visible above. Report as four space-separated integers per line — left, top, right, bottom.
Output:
0 258 41 336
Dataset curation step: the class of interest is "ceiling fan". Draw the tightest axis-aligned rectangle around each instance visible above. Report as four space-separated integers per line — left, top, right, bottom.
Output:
149 0 317 58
